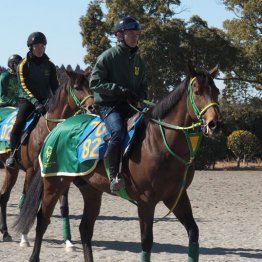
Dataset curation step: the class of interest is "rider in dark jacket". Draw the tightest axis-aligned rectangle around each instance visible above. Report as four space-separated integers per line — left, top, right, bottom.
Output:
0 54 22 107
90 16 147 193
6 32 59 168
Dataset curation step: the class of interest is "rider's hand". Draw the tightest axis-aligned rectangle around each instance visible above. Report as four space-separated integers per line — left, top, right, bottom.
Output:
35 102 46 115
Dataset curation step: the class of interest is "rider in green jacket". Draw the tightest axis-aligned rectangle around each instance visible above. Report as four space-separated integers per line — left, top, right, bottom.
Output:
90 16 147 193
0 54 22 107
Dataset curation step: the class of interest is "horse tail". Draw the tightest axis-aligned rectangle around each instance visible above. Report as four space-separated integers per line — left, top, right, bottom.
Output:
13 169 43 234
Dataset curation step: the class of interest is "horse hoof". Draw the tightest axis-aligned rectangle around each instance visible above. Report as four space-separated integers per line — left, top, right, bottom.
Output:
20 241 30 247
65 240 75 252
3 233 12 242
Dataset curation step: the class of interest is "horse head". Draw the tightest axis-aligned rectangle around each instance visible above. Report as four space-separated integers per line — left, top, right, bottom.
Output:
187 63 222 136
65 70 94 114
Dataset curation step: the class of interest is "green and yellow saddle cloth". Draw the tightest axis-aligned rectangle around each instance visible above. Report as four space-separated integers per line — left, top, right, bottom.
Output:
39 113 142 177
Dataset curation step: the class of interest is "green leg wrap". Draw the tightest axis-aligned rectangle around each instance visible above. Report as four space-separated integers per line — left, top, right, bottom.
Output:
140 251 151 262
188 242 199 262
18 193 26 209
61 217 71 241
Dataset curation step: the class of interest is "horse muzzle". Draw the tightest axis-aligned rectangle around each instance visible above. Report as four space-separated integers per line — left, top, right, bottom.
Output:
202 119 222 137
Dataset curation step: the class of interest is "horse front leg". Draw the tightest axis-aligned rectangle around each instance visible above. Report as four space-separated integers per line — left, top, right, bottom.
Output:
74 180 102 262
138 203 155 262
0 165 19 241
58 186 75 251
19 167 36 247
164 191 199 262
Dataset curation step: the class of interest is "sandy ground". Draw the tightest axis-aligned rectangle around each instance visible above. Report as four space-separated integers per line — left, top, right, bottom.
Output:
0 170 261 262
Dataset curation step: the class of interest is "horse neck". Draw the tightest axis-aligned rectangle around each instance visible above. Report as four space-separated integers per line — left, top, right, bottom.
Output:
146 92 193 157
46 88 78 131
160 92 192 127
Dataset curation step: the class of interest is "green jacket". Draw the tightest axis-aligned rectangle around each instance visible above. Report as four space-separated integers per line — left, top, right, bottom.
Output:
90 44 147 105
17 52 59 105
0 70 19 107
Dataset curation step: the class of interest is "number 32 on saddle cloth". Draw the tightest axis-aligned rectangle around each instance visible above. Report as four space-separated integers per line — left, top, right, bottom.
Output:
39 113 142 178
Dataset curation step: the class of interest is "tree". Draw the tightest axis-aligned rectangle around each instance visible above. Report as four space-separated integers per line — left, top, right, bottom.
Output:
221 0 262 90
227 130 260 167
79 0 111 67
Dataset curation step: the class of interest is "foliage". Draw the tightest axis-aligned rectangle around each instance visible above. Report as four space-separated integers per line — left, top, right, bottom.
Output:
79 0 111 67
222 0 262 90
195 134 227 170
227 130 260 166
221 97 262 146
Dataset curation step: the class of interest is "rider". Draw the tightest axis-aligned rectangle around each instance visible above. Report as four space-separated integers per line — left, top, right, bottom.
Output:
5 32 59 168
0 54 22 107
90 16 147 193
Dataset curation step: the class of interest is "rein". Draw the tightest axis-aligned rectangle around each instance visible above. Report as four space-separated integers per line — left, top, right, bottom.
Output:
44 84 94 132
129 77 219 221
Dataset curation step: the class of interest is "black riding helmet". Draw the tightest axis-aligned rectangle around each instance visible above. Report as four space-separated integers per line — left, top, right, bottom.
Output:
8 54 22 68
114 16 140 34
27 32 47 47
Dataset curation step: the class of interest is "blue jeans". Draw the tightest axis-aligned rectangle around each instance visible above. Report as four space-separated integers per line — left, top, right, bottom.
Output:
99 105 126 147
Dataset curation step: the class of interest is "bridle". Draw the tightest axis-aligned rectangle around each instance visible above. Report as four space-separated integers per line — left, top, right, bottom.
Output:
44 83 93 132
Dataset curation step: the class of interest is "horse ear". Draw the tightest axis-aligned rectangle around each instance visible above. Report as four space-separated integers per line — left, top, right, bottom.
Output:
187 61 197 78
209 64 219 79
66 69 77 79
66 69 72 77
84 67 92 77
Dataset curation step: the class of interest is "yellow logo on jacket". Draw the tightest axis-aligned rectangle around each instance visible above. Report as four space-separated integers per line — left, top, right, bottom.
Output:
134 66 139 76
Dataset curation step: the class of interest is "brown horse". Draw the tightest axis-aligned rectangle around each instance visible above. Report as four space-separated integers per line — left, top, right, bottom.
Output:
15 64 222 262
0 70 93 246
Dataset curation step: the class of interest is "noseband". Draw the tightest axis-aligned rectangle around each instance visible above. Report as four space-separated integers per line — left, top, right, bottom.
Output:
68 85 94 114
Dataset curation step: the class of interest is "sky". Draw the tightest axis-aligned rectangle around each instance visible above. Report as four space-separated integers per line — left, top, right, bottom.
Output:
0 0 235 71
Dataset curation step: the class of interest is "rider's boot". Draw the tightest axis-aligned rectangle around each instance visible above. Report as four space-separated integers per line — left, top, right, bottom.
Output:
5 131 19 168
5 155 16 168
108 145 125 194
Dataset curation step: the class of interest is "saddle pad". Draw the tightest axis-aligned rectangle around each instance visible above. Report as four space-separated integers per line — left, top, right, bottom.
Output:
0 108 39 154
77 114 142 163
40 113 143 177
0 108 17 153
0 108 36 142
0 106 17 124
40 114 98 177
0 108 17 142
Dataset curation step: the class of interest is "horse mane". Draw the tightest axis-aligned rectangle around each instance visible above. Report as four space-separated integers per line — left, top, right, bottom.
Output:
47 82 66 113
151 78 189 120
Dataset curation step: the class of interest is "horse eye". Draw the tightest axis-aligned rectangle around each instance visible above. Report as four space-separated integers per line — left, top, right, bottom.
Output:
73 84 80 89
194 90 200 96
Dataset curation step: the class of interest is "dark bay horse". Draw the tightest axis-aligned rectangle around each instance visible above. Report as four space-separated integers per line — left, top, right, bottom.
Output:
15 64 221 262
0 70 93 247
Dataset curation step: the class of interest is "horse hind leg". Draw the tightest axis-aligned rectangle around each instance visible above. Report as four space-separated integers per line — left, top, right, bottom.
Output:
29 176 73 262
164 191 199 262
0 166 19 241
74 180 102 262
